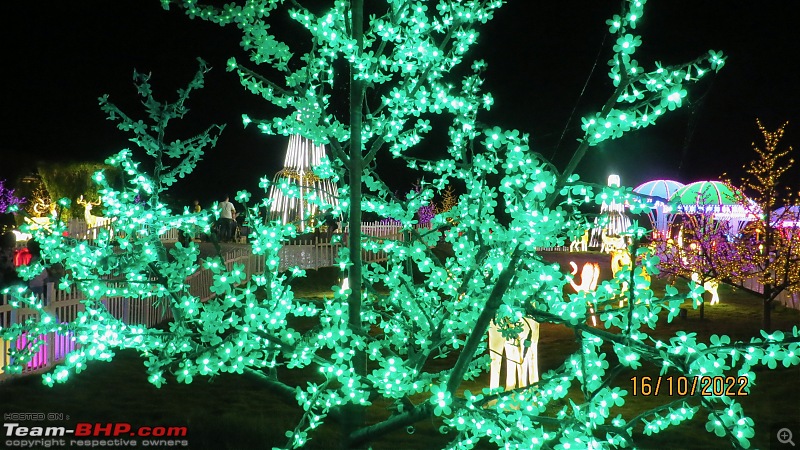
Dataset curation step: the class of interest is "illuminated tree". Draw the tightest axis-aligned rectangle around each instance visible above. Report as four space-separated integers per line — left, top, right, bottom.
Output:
436 185 458 215
725 120 800 331
19 176 51 218
0 179 25 214
4 2 800 450
652 210 757 320
411 181 435 226
2 57 226 379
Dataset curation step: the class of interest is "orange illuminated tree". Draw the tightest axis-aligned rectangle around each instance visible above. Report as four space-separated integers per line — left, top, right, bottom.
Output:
725 120 800 331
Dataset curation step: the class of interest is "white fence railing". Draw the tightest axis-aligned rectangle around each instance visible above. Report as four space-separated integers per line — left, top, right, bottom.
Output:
0 283 172 382
185 247 268 302
184 235 401 302
736 276 800 310
68 219 428 245
1 220 449 380
67 219 180 244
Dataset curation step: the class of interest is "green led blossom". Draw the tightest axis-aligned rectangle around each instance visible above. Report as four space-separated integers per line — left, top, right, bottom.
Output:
3 1 798 449
613 34 642 55
709 50 727 71
606 14 623 33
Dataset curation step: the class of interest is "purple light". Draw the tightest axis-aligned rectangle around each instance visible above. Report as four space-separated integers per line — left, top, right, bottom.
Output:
0 179 26 214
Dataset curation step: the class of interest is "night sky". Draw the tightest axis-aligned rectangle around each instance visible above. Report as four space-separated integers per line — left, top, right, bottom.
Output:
2 1 798 207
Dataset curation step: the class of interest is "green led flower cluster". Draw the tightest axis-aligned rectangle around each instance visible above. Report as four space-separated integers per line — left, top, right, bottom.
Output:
581 0 726 147
2 60 227 385
3 1 798 449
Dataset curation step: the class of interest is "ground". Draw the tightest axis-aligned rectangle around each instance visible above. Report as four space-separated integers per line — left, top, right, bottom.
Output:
1 268 798 449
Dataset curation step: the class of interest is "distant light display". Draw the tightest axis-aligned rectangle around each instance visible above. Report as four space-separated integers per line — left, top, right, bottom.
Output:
267 134 340 231
670 180 760 234
0 179 25 215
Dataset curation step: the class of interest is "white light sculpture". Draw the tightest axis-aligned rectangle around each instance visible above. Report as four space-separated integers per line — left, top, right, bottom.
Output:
691 272 721 305
488 318 539 391
568 261 601 325
267 135 339 232
591 174 632 250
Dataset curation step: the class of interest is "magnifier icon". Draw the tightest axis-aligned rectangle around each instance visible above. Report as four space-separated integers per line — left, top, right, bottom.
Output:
778 428 795 447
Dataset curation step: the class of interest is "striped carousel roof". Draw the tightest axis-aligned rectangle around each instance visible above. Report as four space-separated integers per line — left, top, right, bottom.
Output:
670 180 760 220
633 179 685 204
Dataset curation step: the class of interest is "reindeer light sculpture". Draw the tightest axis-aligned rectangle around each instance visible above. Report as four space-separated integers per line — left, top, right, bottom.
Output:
77 195 102 228
76 195 113 239
568 261 601 325
569 229 589 252
691 272 721 305
488 317 540 391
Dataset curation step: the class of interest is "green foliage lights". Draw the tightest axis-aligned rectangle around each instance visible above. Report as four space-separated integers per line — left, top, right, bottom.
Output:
2 1 798 450
582 0 725 147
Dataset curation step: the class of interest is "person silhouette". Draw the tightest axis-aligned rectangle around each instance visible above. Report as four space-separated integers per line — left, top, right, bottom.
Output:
218 196 237 242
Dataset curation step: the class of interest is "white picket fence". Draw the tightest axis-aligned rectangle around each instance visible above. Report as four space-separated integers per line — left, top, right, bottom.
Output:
736 276 800 310
185 247 268 302
67 219 180 244
0 283 173 382
0 222 420 379
185 232 409 302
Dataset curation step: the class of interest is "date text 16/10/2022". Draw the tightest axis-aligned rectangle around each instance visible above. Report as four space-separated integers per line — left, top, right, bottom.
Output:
630 376 750 397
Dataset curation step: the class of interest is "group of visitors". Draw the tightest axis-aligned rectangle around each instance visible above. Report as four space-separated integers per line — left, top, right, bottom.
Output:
188 195 238 243
0 232 17 288
0 233 65 297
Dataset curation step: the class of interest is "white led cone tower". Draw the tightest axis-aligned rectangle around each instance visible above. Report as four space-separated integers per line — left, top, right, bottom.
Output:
267 135 338 232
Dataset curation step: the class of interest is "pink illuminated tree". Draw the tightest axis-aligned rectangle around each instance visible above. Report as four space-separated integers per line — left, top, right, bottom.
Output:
0 179 25 214
652 210 757 319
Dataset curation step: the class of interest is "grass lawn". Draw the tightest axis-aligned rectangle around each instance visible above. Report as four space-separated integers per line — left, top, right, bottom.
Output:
1 268 798 449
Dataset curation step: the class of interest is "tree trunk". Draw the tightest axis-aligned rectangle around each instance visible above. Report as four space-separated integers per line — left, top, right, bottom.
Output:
343 0 366 447
762 284 773 332
699 294 705 321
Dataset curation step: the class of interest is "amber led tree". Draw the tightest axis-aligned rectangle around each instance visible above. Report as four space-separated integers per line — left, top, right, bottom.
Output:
726 120 800 331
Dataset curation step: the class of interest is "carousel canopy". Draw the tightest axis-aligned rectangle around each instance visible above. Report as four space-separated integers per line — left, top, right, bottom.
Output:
670 180 760 224
671 181 738 206
633 179 685 234
633 179 685 209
